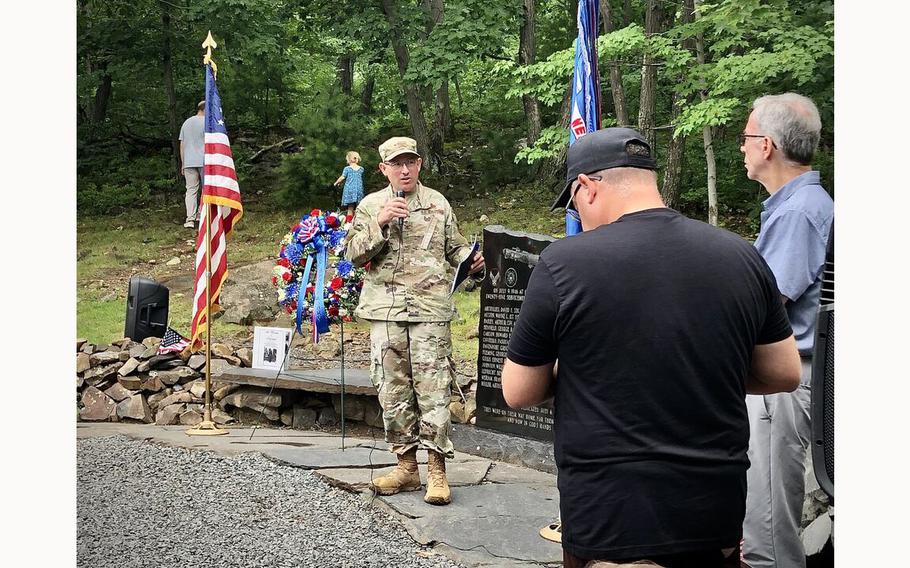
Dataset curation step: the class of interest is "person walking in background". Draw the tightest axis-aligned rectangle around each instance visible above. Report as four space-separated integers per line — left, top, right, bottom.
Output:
739 93 834 568
179 101 206 229
501 127 802 567
333 150 365 218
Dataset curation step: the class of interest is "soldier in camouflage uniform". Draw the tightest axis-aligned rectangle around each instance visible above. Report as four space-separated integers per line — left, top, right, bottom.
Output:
345 136 484 506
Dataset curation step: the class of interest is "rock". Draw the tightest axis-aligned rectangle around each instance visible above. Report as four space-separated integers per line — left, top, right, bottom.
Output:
136 360 152 373
236 348 253 368
77 376 84 389
140 346 158 359
149 369 188 386
89 351 121 366
179 408 204 426
119 340 139 352
331 394 365 422
82 343 95 354
147 354 178 369
118 351 131 362
155 403 184 425
105 344 121 353
129 344 147 359
363 399 384 429
94 378 115 392
142 336 161 349
146 389 173 412
202 359 235 377
449 401 467 424
76 353 91 374
118 358 140 376
157 358 186 370
77 338 87 351
212 408 235 425
213 383 240 402
117 375 144 390
189 380 207 398
84 362 121 382
235 407 279 425
220 388 282 410
212 343 234 358
188 354 206 370
317 406 338 427
479 214 489 223
292 406 317 429
280 409 293 426
117 394 152 422
158 391 193 408
108 405 119 422
316 336 341 358
140 376 165 393
79 387 117 421
166 257 181 266
219 260 280 325
464 396 477 421
103 383 134 403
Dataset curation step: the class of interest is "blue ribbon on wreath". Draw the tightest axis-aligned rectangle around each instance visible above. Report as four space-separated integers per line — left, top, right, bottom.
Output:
294 216 331 343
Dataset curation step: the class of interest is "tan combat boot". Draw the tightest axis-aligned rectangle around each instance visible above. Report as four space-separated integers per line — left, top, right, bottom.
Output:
424 450 451 505
369 447 421 495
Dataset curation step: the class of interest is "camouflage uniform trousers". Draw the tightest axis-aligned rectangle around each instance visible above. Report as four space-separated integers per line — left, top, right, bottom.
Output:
369 320 455 459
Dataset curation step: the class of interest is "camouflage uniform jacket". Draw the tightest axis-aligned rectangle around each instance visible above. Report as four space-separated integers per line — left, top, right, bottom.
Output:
345 182 475 322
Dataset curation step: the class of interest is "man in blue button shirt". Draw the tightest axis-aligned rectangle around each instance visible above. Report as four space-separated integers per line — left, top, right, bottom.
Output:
740 93 834 568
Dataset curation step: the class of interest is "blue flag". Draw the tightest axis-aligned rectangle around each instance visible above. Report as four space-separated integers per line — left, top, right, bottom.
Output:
566 0 601 236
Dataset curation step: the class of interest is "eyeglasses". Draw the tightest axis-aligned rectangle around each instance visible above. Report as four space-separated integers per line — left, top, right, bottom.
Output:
569 175 602 211
738 133 777 148
384 158 419 170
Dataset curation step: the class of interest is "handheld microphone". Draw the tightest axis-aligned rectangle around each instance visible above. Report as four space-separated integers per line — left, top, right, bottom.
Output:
396 190 406 229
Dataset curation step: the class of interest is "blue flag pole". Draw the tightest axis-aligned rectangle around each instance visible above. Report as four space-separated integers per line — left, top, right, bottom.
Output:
566 0 601 236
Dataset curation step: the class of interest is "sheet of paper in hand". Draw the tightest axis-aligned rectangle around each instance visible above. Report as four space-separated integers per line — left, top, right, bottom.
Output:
450 239 479 296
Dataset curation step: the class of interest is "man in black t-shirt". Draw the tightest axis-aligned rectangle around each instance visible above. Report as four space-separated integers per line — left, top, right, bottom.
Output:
501 127 802 568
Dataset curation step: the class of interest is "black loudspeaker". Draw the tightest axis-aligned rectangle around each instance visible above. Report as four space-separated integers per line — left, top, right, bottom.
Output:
124 276 169 342
811 226 834 502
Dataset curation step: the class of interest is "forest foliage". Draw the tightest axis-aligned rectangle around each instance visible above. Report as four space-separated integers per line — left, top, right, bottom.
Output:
77 0 833 232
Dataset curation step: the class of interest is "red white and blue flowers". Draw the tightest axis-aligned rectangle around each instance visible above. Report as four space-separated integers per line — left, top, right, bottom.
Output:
272 209 365 342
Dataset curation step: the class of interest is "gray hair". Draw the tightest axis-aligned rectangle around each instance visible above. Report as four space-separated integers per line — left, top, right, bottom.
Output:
751 93 821 165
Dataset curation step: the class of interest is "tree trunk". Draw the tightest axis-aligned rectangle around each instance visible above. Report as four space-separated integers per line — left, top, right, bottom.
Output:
601 0 629 126
519 0 542 145
541 81 573 184
662 92 685 209
693 0 718 225
662 1 698 210
381 0 436 171
361 75 376 115
623 0 633 28
423 0 449 160
337 54 354 95
160 1 180 186
638 0 663 151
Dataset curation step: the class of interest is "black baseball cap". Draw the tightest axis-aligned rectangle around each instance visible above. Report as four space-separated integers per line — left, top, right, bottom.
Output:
551 127 657 211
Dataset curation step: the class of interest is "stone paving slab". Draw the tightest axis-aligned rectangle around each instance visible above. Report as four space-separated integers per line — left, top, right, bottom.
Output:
381 484 562 564
317 459 492 490
484 462 558 486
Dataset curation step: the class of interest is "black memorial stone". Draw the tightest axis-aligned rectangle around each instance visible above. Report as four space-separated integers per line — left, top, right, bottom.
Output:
475 225 557 442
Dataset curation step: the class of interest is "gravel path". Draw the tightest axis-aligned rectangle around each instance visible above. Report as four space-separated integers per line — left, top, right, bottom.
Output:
78 435 462 568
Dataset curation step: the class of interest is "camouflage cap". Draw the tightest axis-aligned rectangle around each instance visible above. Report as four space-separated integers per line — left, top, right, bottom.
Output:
378 136 420 162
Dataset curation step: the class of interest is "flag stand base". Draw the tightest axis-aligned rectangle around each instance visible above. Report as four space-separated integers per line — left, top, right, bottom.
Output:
185 420 228 436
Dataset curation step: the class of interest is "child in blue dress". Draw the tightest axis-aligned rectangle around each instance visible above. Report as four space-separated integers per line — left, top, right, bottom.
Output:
332 151 365 217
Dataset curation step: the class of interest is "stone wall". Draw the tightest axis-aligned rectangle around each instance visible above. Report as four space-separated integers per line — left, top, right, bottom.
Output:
76 337 477 428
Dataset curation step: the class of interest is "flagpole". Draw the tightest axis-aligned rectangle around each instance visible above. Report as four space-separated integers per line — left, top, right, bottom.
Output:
187 31 228 436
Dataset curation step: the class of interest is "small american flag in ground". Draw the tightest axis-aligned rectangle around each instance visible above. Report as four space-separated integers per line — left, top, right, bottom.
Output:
159 327 190 354
190 58 243 352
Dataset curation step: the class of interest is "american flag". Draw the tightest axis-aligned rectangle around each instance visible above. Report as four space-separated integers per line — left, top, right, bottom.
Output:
190 61 243 352
159 327 190 354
